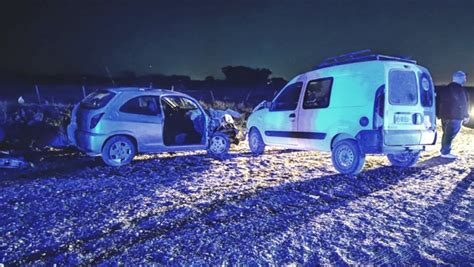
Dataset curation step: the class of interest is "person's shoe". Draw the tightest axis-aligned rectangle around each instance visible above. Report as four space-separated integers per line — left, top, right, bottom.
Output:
441 153 458 159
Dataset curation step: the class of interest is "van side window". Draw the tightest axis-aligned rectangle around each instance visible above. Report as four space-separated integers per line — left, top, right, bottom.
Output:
271 82 303 111
303 77 333 109
119 96 160 116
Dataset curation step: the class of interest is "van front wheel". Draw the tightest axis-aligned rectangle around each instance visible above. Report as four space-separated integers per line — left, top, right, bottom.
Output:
387 152 420 167
331 139 366 175
248 128 265 155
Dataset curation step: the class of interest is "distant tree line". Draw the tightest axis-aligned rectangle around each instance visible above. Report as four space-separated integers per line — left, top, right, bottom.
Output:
0 66 289 103
0 66 287 90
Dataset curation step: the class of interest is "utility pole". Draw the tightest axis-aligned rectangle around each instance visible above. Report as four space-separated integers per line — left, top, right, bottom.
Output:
35 85 41 104
105 66 116 86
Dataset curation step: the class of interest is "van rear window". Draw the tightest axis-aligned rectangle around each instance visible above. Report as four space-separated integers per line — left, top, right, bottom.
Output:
80 90 116 109
419 72 434 107
389 70 418 106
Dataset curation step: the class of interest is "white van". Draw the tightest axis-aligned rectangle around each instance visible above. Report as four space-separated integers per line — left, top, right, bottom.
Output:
247 50 437 175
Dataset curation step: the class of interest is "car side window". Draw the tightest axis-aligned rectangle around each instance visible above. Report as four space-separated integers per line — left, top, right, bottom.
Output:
162 96 199 110
303 77 333 109
271 82 303 111
119 96 161 116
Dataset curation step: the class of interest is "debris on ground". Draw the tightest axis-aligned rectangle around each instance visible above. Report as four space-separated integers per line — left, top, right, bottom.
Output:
0 151 32 169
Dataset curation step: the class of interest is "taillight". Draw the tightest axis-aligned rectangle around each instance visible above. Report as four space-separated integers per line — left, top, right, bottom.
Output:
90 113 104 129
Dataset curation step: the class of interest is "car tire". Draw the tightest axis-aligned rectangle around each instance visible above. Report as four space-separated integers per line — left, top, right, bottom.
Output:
331 139 366 175
387 151 420 167
102 136 136 167
208 132 231 158
248 128 265 155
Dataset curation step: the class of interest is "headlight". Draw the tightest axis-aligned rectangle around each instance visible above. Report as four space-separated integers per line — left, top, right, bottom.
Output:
223 114 234 124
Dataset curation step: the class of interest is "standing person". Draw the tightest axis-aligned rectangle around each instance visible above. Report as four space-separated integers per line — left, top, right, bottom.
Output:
437 71 470 159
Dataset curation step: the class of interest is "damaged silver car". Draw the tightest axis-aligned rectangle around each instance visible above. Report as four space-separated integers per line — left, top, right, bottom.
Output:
67 88 240 166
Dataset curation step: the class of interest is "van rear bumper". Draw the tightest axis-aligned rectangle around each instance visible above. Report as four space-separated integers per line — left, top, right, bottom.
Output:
383 129 437 146
356 129 437 154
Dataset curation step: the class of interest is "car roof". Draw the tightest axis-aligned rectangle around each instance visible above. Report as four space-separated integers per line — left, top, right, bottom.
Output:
106 87 189 97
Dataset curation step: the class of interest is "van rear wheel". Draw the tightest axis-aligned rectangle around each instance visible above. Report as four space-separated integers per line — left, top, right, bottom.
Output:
331 139 365 175
387 151 420 167
102 136 136 167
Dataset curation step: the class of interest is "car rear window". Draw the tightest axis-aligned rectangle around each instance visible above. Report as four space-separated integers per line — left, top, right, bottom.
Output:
80 90 116 109
389 70 418 106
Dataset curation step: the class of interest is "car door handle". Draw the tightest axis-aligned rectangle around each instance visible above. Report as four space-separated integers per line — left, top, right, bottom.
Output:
289 113 296 118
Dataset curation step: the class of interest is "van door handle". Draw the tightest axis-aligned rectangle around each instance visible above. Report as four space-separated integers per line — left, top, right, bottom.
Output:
289 113 296 118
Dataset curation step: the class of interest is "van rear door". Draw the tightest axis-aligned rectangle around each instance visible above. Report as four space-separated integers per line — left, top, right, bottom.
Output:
383 68 428 146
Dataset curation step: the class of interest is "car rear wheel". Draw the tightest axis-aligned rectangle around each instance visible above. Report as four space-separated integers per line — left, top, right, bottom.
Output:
208 132 230 158
387 151 420 167
248 128 265 155
102 136 136 167
331 139 365 175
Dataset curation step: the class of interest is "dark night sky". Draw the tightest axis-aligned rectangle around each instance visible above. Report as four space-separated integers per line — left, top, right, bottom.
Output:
1 0 474 85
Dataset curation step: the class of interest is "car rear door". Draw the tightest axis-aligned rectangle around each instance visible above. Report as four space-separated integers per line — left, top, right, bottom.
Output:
117 95 163 151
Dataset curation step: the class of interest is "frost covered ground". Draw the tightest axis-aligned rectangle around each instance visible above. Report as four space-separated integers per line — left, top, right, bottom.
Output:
0 127 473 265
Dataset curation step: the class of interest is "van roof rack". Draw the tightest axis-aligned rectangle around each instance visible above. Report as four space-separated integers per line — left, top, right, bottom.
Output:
314 49 417 70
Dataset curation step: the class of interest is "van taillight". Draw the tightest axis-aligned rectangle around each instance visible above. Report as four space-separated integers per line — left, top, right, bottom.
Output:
90 113 104 129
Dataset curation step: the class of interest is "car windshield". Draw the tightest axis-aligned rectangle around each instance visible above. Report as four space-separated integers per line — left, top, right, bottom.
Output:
80 90 116 109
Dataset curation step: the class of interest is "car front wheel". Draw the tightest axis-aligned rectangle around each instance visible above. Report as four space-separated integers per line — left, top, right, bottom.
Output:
102 136 136 167
208 132 231 158
387 151 420 167
331 139 366 175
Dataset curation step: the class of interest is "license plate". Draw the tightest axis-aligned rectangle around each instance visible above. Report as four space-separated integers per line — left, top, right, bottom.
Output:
394 113 412 124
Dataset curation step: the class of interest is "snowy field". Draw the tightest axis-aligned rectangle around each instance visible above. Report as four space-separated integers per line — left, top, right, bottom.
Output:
0 127 473 265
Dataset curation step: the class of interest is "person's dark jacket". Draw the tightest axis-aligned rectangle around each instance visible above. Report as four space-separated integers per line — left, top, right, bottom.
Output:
437 82 470 120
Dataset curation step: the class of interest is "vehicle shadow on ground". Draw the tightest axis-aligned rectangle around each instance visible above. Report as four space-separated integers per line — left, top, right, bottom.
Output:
7 153 464 265
73 164 440 265
368 168 474 264
416 156 457 168
1 154 218 265
173 164 464 265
